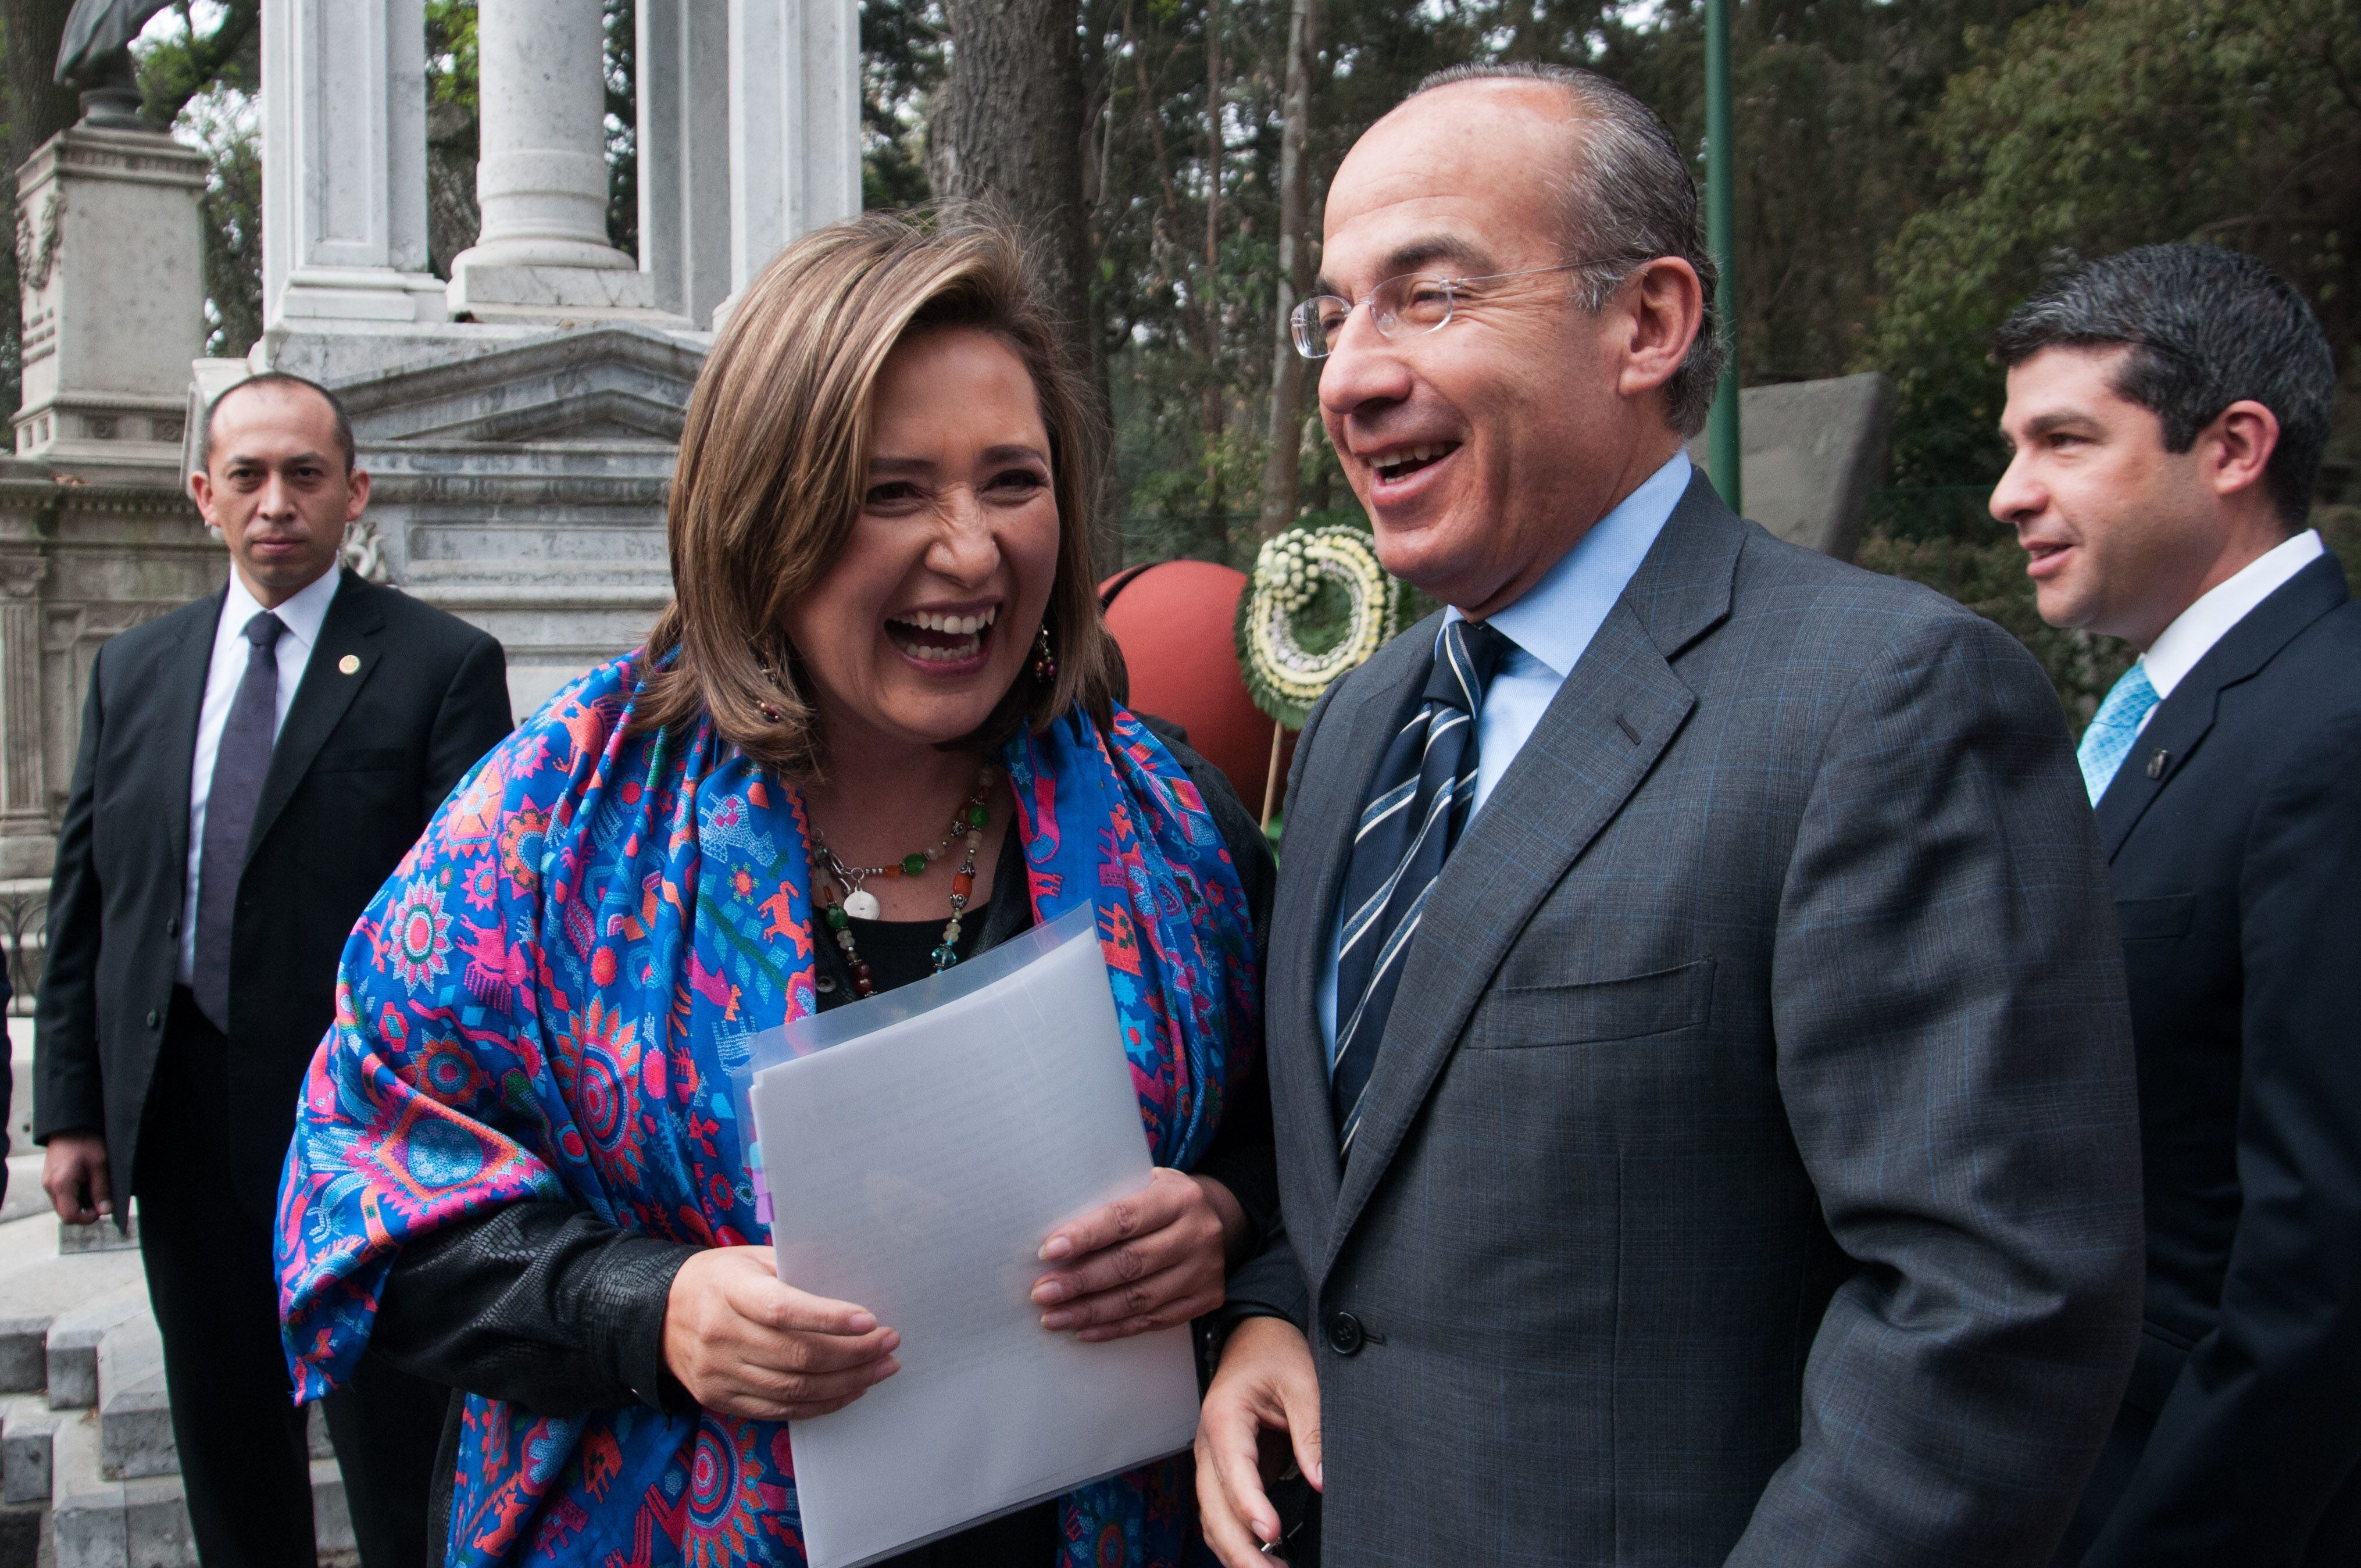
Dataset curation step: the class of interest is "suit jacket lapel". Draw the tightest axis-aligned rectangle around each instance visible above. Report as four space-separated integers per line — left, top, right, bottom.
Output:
247 571 384 866
1317 482 1740 1280
162 588 228 880
1269 626 1437 1245
2095 555 2349 860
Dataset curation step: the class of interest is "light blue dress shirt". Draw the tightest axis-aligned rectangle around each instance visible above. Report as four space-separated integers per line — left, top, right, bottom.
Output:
1316 451 1692 1055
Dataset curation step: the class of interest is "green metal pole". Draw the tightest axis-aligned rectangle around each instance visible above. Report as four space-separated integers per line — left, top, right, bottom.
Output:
1704 0 1741 513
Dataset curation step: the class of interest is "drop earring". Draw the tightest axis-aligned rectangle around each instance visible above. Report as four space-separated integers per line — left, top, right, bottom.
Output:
754 657 787 723
1029 624 1058 683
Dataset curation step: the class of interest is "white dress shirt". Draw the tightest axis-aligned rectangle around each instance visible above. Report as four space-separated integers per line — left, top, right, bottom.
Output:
1316 451 1693 1053
180 566 341 983
2132 528 2324 735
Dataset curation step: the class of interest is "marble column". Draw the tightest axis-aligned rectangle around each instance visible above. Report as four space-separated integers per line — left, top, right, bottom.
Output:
260 0 448 337
637 0 733 329
448 0 663 321
722 0 862 320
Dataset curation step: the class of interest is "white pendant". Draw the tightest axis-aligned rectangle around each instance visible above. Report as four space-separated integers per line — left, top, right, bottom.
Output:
841 888 882 921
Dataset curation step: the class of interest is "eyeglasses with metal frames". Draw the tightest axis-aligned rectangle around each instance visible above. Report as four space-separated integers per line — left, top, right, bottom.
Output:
1287 258 1636 359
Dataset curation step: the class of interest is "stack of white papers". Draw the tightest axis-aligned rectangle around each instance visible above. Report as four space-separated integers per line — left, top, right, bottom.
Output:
748 908 1201 1568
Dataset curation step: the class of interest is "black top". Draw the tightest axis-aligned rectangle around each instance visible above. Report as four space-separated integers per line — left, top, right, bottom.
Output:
810 887 988 1002
369 719 1277 1565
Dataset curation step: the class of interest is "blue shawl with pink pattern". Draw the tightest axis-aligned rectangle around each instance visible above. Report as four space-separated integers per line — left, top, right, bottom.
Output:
276 652 1261 1567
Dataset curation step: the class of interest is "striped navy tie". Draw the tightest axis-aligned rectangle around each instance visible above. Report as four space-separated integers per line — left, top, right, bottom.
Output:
1331 617 1515 1156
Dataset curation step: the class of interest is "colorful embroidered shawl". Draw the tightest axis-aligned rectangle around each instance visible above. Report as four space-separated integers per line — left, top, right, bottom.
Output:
276 652 1260 1568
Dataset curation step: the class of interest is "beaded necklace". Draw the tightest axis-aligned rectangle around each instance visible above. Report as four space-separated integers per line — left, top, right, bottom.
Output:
809 767 994 998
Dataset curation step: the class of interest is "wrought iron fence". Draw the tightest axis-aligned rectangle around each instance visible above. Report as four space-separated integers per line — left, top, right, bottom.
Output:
0 884 45 1016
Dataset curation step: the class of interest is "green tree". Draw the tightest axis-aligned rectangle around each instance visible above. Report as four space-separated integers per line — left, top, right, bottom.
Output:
135 0 258 128
1872 0 2361 491
1855 0 2359 722
135 4 264 356
859 0 940 210
424 0 481 275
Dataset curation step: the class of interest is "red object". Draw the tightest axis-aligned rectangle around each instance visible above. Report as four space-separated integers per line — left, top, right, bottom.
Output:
1099 560 1294 817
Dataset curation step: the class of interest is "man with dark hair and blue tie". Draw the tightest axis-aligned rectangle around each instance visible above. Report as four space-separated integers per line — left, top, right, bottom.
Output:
1991 244 2361 1568
1195 62 2146 1568
31 372 512 1568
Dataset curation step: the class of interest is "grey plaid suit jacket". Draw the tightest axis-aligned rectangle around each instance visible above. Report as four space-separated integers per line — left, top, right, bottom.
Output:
1230 474 2146 1566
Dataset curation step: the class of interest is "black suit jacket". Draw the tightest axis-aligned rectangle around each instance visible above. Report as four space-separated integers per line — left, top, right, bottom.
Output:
33 568 512 1217
2074 552 2361 1567
1232 476 2144 1565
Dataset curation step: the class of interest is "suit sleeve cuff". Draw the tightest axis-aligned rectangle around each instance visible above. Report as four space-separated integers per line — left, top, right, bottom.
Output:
1195 1231 1312 1381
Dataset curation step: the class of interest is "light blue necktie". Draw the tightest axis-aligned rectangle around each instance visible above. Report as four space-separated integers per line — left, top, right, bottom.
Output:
2077 663 2160 805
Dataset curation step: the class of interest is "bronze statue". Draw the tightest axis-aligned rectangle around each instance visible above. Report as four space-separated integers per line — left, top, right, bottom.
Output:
53 0 173 130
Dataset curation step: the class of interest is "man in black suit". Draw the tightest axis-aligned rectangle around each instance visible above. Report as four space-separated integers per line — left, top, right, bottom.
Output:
1195 63 2144 1567
1993 245 2361 1567
33 373 512 1567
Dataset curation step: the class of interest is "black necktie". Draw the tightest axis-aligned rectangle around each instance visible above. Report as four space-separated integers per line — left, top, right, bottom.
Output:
1330 618 1515 1155
193 610 285 1032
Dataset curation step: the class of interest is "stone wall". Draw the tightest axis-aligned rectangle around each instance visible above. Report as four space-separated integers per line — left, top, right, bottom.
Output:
0 459 222 1004
273 319 706 719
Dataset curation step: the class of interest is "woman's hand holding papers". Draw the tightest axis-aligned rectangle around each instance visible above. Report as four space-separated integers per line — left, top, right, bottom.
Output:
663 1246 901 1420
1030 1167 1248 1341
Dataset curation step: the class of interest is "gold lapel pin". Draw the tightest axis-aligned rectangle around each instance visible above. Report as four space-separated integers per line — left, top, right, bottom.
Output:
338 653 360 676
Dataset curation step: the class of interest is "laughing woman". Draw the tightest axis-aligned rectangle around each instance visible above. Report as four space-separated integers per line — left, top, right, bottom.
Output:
275 214 1276 1568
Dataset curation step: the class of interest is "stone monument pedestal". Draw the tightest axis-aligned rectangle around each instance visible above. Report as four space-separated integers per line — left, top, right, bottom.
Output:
1685 372 1898 561
3 121 218 986
10 128 207 469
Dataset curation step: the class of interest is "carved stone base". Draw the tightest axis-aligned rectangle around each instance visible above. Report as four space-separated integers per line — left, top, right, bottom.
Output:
12 394 186 469
0 456 218 897
273 265 451 328
11 127 207 465
446 260 684 327
270 320 708 720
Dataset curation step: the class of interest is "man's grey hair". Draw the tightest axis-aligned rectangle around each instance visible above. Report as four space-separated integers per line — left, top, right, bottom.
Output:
1411 62 1728 437
197 370 357 474
1994 244 2335 528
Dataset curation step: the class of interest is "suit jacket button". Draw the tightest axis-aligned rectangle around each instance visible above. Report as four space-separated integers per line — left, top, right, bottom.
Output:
1325 1311 1365 1356
146 1009 160 1029
165 916 178 938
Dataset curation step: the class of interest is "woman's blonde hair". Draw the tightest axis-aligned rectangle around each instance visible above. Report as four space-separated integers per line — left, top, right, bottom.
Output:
630 209 1119 779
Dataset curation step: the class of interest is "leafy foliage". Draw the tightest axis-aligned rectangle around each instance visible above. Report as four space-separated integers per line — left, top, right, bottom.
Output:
5 0 2352 726
131 4 262 356
135 0 257 130
1870 0 2361 490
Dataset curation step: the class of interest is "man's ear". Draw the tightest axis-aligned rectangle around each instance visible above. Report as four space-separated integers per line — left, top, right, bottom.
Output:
1616 257 1703 403
345 467 372 522
2205 399 2279 504
188 469 217 526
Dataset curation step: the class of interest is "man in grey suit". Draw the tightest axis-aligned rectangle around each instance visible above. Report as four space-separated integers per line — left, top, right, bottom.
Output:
1194 63 2146 1566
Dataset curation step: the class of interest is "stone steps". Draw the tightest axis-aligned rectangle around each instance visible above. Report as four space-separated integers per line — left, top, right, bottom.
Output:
94 1317 169 1483
0 1398 56 1507
0 1208 355 1568
48 1408 193 1568
45 1280 148 1413
0 1219 142 1398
